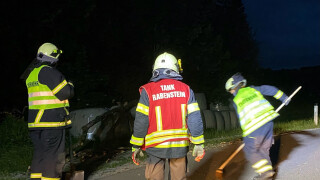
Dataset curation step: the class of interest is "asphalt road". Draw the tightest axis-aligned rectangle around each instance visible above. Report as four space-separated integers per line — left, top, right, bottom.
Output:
89 128 320 180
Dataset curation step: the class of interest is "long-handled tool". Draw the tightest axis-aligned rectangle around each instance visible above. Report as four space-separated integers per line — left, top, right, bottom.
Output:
215 86 302 179
215 143 245 179
274 86 302 112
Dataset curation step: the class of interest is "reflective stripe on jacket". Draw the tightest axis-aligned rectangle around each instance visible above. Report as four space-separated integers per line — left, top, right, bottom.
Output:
26 65 69 109
233 87 279 137
26 65 71 128
131 79 203 149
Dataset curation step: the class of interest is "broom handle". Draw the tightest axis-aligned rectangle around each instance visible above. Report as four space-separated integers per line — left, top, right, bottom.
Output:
275 86 302 113
218 86 302 170
218 143 245 170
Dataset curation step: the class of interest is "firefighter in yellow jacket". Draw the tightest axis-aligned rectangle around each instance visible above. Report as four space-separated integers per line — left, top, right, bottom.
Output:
130 52 205 180
25 43 74 180
225 73 290 180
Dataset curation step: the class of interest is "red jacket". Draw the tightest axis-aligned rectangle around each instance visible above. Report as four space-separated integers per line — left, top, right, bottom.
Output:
140 79 190 148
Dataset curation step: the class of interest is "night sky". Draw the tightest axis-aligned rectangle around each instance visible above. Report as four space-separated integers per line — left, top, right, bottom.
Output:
243 0 320 70
1 0 319 113
0 2 319 178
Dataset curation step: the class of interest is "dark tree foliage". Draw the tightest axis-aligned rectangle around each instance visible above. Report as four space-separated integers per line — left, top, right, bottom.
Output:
2 0 259 111
80 0 259 105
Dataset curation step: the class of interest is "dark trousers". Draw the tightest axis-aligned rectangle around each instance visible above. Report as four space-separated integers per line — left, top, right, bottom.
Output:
243 121 274 174
29 129 65 179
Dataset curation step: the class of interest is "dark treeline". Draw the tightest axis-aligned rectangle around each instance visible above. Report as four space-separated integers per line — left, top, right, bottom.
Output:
1 0 318 118
248 66 320 120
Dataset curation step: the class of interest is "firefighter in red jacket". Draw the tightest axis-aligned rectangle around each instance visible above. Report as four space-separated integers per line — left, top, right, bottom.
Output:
130 52 205 180
25 43 74 180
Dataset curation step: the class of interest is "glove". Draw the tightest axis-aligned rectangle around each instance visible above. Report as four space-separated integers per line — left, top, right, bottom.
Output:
283 97 291 106
132 147 144 165
192 144 205 162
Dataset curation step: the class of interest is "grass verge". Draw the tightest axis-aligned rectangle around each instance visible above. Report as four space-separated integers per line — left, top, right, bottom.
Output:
0 114 32 179
0 113 318 179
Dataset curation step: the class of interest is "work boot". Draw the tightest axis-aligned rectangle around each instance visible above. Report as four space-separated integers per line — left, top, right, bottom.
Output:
252 171 275 180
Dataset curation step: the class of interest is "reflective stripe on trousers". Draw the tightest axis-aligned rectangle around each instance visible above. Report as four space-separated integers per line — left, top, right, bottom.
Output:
29 129 65 179
243 121 274 174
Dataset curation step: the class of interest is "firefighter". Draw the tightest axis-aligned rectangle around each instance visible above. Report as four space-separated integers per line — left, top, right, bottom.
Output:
225 73 290 180
25 43 74 180
130 52 205 180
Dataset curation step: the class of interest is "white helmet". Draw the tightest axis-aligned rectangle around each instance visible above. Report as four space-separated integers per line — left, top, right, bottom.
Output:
153 52 183 73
